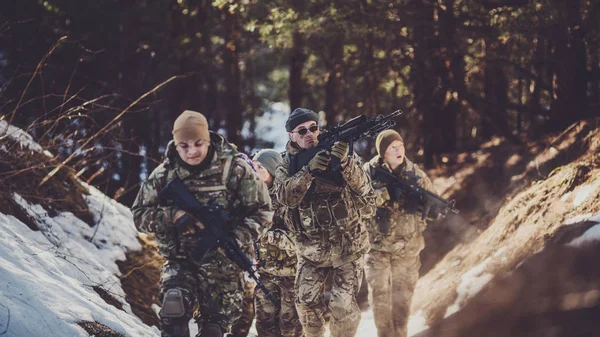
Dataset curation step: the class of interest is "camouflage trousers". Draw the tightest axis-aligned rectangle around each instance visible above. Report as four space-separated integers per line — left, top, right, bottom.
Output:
255 273 303 337
159 254 244 337
230 278 255 337
365 250 420 337
295 256 364 337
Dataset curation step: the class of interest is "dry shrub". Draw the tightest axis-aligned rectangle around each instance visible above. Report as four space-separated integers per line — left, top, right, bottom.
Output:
77 321 125 337
117 234 164 327
0 138 94 227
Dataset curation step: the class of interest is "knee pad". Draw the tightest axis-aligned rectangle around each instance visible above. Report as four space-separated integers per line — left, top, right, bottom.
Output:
161 288 187 318
160 289 191 336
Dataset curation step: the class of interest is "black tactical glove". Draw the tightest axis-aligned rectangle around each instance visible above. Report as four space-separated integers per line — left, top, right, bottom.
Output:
307 150 331 173
330 141 349 163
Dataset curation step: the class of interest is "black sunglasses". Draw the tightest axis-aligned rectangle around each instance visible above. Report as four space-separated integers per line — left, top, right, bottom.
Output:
293 125 319 136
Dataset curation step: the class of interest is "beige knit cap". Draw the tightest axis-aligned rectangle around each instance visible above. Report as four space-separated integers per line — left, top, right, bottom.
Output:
172 110 210 143
376 129 404 157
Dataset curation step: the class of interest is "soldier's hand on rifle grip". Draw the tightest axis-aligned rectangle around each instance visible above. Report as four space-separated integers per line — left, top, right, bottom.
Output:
173 210 205 234
307 150 331 173
330 141 349 163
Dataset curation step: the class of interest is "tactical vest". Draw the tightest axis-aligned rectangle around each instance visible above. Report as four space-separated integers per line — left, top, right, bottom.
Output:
367 157 428 253
160 151 238 258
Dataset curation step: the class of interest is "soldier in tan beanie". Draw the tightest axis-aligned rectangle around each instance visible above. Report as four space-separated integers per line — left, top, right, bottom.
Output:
363 129 436 337
172 110 212 166
132 110 273 337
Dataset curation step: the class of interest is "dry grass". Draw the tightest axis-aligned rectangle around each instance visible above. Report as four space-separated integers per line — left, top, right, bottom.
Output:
77 321 126 337
117 234 164 328
0 138 94 227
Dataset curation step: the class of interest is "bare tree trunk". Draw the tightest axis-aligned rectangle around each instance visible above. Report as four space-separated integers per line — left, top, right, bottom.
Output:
409 0 444 168
223 7 243 147
196 0 219 128
289 32 305 111
482 38 510 139
550 0 588 130
324 37 344 127
118 0 142 206
438 0 459 152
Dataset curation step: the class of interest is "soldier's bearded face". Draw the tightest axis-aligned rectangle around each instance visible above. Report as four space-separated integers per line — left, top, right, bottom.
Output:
383 139 405 169
253 161 273 184
289 121 320 149
176 139 211 166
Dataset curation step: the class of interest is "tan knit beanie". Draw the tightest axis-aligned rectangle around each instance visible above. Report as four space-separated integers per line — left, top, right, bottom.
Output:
376 129 404 157
172 110 210 143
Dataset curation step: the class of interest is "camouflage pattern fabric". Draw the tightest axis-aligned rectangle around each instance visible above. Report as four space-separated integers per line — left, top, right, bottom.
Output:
254 183 302 337
255 184 297 277
362 156 435 337
274 141 374 337
230 277 256 337
295 256 365 337
132 132 273 335
255 273 303 337
160 257 243 336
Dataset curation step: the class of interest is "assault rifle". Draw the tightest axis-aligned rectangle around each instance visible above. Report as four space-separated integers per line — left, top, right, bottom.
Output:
159 177 280 309
289 110 402 175
372 166 459 221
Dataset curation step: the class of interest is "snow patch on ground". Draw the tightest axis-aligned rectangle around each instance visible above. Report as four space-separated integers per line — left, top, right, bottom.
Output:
567 211 600 247
407 310 429 336
444 248 507 318
0 188 157 336
573 180 600 207
0 120 44 152
564 213 593 225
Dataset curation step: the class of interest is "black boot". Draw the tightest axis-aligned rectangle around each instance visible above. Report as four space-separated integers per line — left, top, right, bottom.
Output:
197 323 223 337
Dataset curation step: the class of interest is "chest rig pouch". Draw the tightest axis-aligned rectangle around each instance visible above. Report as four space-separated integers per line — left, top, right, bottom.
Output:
165 155 236 257
297 176 350 233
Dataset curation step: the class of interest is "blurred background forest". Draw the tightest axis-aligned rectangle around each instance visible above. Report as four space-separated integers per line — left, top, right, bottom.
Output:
1 0 599 206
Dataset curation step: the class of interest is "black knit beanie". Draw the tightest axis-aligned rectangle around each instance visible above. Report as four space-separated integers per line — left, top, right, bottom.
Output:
285 108 319 132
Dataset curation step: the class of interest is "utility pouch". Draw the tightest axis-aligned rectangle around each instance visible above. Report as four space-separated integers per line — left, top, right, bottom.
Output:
376 208 392 235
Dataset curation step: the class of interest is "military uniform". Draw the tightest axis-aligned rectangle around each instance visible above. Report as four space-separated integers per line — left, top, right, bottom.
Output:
274 140 374 337
132 132 273 337
229 277 255 337
254 182 303 337
363 156 434 337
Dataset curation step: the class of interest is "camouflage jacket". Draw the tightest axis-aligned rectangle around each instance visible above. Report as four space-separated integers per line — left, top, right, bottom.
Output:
363 156 435 255
132 132 273 259
274 141 374 267
255 183 297 277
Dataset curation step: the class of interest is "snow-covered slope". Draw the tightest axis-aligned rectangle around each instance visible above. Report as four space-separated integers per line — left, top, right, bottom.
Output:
0 187 159 336
1 120 159 336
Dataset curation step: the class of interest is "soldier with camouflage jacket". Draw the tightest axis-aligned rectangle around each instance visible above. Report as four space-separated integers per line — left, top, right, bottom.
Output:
132 111 273 337
362 130 435 337
252 149 303 337
274 108 374 337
